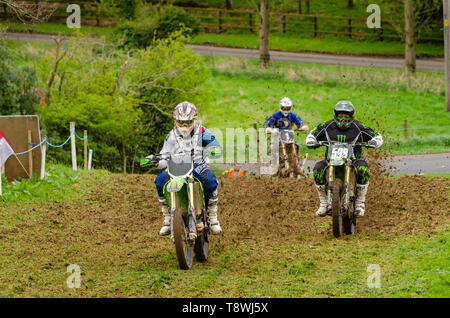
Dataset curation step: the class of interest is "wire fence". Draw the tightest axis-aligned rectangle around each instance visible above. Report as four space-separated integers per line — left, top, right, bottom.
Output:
10 128 92 156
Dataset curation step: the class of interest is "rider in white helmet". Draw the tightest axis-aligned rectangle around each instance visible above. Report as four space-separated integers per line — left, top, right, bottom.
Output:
150 102 223 236
263 97 308 174
264 97 305 132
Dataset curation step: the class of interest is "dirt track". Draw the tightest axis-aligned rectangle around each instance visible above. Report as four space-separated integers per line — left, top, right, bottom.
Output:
0 172 448 297
65 173 449 246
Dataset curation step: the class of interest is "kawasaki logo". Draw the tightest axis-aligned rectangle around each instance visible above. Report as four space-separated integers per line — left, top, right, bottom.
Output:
337 135 346 142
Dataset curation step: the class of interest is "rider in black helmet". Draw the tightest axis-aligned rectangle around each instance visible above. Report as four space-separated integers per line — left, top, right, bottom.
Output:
305 101 383 217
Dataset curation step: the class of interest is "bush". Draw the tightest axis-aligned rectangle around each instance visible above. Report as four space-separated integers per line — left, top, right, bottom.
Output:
155 6 200 39
0 42 40 115
118 0 140 20
38 33 209 171
116 5 199 48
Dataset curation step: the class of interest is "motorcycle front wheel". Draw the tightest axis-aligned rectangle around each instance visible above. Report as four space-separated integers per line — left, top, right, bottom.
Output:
173 207 194 270
331 179 343 238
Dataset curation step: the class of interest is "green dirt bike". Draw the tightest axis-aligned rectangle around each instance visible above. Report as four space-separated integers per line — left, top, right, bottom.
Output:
141 152 211 270
318 140 374 238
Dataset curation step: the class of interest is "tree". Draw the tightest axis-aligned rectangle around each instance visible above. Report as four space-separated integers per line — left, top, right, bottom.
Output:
225 0 233 10
348 0 354 9
382 0 442 77
259 0 270 67
246 0 270 67
298 0 302 14
0 0 54 22
0 40 39 115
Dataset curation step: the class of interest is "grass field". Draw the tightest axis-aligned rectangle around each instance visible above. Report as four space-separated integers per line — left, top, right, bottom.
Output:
192 32 444 57
198 56 449 155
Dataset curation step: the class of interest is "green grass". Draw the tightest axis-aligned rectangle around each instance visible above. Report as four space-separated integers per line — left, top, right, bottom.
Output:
198 56 449 155
0 21 114 37
192 31 444 57
0 164 108 206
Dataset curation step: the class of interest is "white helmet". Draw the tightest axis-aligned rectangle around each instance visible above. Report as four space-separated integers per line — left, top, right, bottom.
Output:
279 97 293 116
173 101 198 137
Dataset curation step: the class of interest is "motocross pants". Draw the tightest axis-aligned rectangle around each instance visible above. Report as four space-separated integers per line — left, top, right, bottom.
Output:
154 168 219 205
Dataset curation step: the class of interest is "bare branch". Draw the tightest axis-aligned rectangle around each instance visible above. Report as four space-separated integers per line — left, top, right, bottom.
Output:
138 102 173 117
114 51 131 94
0 0 55 23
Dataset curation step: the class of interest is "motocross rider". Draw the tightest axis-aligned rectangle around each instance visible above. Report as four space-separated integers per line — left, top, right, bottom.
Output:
263 97 307 173
148 102 223 236
305 101 383 217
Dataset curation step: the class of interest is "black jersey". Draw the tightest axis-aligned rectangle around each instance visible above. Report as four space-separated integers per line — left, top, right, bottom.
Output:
309 119 379 159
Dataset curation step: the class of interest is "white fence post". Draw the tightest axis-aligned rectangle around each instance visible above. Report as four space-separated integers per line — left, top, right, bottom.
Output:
88 149 93 170
40 135 46 180
70 122 77 171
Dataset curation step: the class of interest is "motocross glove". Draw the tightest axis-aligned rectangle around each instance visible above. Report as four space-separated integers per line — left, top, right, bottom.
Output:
368 139 378 148
209 147 222 158
140 155 158 168
306 140 320 149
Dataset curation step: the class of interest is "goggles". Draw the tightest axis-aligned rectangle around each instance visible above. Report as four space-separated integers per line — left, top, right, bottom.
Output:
280 106 292 112
176 119 194 127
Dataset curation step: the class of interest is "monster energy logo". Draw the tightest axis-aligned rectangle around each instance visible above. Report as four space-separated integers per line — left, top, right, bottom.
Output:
337 135 346 142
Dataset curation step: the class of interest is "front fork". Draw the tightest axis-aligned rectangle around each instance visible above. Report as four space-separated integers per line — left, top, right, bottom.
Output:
169 182 198 242
327 162 354 216
187 181 197 241
280 143 289 170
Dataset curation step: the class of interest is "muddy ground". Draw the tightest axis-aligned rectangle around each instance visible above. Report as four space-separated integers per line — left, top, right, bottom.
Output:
0 173 448 296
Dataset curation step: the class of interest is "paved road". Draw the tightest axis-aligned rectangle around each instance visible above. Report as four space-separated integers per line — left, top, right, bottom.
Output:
213 153 450 176
186 44 444 72
2 32 444 71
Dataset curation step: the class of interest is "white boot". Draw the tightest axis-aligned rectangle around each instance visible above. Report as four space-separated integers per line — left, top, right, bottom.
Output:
355 183 369 217
207 190 222 235
315 184 329 217
158 196 171 236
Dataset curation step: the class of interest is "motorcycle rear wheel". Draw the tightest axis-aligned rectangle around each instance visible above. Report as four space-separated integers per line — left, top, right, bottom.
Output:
173 207 194 270
331 179 343 238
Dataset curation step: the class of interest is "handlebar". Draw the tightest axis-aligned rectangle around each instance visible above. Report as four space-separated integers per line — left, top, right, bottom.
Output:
318 141 375 148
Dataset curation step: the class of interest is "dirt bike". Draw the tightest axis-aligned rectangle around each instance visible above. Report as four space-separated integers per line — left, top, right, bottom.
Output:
140 152 210 270
276 126 309 178
318 140 374 238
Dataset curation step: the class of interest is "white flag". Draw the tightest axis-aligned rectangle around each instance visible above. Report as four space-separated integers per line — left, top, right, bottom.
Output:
0 131 14 167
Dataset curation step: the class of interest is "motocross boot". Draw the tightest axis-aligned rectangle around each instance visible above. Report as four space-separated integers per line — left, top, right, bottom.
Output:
207 189 222 234
355 183 369 217
158 196 171 236
315 184 329 217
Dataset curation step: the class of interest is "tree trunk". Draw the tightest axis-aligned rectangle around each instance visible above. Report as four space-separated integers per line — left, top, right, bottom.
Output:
259 0 270 67
306 0 310 14
298 0 302 14
348 0 354 9
404 0 416 77
225 0 233 10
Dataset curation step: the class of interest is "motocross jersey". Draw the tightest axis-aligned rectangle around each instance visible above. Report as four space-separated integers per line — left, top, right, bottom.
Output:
306 119 383 159
156 122 222 174
263 111 303 130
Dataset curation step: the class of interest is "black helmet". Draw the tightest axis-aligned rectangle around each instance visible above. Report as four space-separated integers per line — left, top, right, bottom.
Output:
333 101 355 130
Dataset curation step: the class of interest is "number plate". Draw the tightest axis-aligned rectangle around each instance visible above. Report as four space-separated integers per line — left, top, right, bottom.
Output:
330 146 349 160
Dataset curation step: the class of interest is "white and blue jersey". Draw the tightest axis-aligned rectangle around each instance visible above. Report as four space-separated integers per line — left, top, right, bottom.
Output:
263 111 303 130
156 123 222 175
